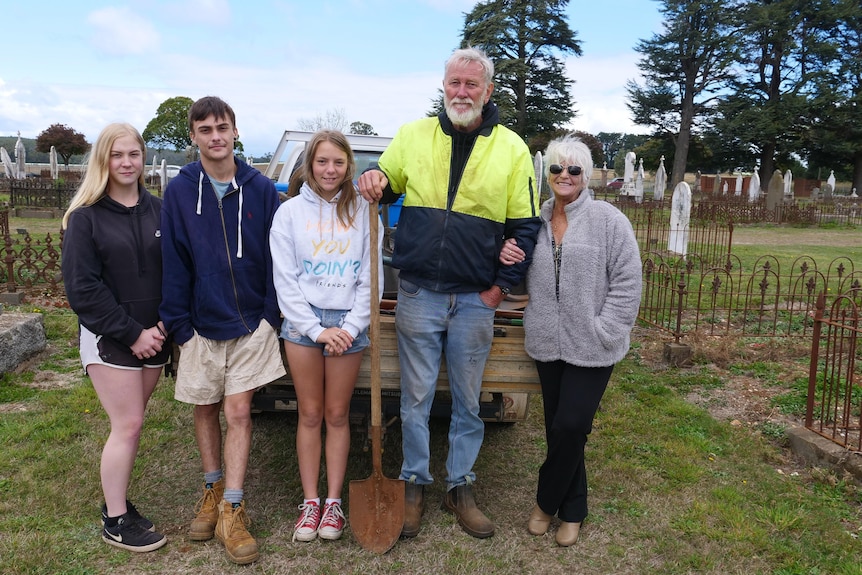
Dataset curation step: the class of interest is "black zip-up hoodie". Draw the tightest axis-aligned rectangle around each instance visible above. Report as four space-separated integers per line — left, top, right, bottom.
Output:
62 186 163 353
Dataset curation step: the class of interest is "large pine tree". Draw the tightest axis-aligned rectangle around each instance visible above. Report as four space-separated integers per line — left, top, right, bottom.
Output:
804 0 862 191
459 0 581 144
626 0 736 186
712 0 833 188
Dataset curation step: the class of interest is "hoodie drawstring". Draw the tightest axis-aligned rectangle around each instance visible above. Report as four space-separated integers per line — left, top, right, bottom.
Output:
236 184 244 259
196 172 204 215
198 171 244 259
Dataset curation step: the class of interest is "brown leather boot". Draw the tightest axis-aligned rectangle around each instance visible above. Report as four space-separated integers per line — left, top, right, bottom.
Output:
442 484 495 538
215 500 259 565
189 479 225 541
402 482 424 538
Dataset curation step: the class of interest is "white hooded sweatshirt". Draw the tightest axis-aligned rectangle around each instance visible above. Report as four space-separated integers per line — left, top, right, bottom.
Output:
270 181 383 343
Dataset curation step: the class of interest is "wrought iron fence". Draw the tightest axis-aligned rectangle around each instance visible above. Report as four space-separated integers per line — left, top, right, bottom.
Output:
9 179 77 210
806 293 862 452
615 200 733 267
1 228 64 296
640 250 861 341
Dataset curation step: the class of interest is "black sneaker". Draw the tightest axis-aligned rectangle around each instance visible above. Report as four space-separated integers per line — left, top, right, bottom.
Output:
102 513 167 552
101 500 155 532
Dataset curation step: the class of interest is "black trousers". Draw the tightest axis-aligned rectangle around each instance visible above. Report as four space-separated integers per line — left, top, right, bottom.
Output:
535 360 614 523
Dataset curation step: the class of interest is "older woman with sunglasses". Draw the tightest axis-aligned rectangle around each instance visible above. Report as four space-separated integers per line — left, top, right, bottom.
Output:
504 135 641 546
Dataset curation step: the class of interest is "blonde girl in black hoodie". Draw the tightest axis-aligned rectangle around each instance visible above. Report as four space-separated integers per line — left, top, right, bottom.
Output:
62 123 168 553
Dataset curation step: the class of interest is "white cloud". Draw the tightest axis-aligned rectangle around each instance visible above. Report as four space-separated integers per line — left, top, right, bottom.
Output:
564 53 648 135
178 0 232 26
145 52 442 153
87 7 161 55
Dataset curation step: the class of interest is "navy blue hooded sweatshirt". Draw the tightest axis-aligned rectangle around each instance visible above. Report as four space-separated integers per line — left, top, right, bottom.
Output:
160 157 281 345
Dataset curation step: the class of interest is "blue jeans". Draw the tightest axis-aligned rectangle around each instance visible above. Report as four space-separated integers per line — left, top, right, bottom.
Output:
395 278 496 490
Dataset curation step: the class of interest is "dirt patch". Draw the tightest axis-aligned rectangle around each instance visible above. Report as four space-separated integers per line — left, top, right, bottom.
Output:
634 327 799 425
631 326 816 479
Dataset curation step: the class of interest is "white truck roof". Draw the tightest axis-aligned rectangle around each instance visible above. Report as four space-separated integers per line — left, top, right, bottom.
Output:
264 130 393 183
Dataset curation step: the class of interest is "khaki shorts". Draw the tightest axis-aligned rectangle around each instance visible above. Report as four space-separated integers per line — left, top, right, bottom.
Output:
174 320 286 405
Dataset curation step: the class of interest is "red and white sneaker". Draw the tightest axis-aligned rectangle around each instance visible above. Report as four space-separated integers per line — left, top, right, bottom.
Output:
293 501 321 542
318 502 345 541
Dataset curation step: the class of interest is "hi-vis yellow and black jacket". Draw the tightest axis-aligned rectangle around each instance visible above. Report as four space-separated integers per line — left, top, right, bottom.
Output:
378 103 541 293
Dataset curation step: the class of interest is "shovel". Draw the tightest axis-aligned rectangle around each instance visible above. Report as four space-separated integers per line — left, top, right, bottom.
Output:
349 201 405 553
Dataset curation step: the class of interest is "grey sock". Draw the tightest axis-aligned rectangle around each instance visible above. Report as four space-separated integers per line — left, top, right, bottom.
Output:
224 488 243 506
204 470 223 486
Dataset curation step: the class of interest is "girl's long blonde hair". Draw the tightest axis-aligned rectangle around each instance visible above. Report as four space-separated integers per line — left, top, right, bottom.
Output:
62 123 146 229
287 130 358 229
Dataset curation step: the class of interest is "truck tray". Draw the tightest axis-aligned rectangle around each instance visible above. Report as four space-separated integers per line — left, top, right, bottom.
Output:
252 310 541 422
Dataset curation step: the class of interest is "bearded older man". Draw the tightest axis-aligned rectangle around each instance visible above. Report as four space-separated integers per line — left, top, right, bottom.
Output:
357 47 541 539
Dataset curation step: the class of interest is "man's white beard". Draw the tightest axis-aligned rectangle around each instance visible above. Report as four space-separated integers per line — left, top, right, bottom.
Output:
445 98 482 128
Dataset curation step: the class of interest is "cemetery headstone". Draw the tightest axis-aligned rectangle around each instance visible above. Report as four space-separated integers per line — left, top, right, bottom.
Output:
668 181 692 256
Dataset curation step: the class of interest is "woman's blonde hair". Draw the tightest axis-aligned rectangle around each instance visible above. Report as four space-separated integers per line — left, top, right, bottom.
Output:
62 123 146 229
287 130 358 229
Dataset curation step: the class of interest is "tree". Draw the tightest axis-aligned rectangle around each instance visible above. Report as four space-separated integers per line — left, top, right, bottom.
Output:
349 122 377 135
142 96 194 152
712 0 833 188
459 0 582 140
596 132 651 171
626 0 737 186
596 132 625 168
296 109 348 132
35 124 88 168
803 0 862 190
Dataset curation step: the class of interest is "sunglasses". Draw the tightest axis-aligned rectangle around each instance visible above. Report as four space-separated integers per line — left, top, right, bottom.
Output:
549 164 582 176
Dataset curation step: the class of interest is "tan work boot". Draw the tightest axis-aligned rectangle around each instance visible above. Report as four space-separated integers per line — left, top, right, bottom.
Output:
215 500 259 565
442 484 495 538
402 482 425 538
189 479 225 541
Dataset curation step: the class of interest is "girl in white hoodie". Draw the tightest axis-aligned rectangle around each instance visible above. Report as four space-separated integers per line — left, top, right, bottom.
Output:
270 130 383 542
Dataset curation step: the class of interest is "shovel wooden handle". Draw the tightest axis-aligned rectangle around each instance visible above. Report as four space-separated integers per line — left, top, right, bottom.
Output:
369 202 383 468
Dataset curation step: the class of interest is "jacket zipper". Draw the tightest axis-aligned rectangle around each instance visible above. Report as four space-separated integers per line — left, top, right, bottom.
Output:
436 136 477 288
217 195 252 334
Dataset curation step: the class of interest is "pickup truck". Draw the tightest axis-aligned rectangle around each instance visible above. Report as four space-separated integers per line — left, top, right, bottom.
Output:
252 130 540 423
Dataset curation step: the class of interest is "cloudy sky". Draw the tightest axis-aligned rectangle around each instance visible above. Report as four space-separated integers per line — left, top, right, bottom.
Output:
1 0 663 156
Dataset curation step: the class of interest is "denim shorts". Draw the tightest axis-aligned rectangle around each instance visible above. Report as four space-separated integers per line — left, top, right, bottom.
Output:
280 305 369 356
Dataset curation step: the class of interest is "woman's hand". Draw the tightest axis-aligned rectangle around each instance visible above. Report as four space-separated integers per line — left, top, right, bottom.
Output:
130 325 167 360
318 327 354 356
499 238 525 266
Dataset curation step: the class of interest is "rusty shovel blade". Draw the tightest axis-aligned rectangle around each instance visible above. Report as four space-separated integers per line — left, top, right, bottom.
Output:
348 427 404 553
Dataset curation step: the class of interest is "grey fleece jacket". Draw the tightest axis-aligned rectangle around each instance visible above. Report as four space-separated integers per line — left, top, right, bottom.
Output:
524 191 642 367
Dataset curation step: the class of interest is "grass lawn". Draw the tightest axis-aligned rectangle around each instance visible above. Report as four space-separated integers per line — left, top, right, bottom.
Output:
0 308 860 575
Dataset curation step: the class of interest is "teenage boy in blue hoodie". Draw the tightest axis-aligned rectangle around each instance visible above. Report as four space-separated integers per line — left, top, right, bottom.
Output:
160 96 285 565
